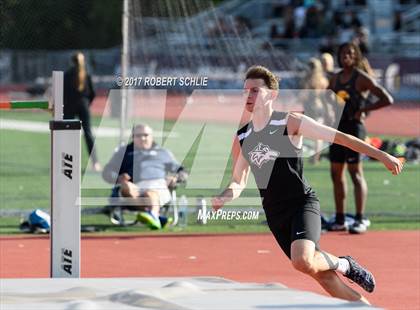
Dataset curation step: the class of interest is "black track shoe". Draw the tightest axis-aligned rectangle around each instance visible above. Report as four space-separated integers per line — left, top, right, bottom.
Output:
340 255 376 293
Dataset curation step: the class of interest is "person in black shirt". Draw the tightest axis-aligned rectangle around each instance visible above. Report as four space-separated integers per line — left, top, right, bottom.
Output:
212 65 402 304
328 43 393 233
64 52 101 172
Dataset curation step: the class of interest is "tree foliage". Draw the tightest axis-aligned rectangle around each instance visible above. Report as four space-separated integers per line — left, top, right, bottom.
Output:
0 0 226 50
0 0 122 49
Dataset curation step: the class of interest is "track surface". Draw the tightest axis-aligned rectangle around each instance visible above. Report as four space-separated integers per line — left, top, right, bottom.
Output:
1 231 419 309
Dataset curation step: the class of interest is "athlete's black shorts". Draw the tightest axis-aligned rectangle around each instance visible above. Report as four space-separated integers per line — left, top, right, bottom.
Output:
329 120 366 164
264 195 321 259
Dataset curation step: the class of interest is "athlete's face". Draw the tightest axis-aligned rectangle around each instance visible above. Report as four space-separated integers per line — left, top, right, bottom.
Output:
243 79 275 112
340 46 356 68
133 125 153 150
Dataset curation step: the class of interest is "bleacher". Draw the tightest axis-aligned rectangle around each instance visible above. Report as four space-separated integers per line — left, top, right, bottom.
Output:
0 0 418 100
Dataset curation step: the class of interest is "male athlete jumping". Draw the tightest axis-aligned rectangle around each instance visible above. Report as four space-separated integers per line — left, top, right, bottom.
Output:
212 66 403 304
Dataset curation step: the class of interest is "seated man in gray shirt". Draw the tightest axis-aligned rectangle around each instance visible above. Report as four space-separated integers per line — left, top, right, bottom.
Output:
102 124 185 229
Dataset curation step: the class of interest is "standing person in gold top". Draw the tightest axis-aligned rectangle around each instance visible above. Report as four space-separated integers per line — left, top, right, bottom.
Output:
328 43 393 233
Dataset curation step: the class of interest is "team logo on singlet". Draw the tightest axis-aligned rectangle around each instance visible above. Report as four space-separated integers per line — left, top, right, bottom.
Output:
336 90 350 105
248 143 280 168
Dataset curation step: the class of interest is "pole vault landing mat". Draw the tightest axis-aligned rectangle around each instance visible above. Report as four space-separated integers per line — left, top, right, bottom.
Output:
0 277 380 310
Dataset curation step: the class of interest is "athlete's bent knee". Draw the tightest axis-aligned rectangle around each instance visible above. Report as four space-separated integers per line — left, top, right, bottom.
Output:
291 256 316 275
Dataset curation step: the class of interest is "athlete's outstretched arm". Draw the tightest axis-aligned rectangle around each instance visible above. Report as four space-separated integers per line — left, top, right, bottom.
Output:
212 137 250 210
287 112 403 175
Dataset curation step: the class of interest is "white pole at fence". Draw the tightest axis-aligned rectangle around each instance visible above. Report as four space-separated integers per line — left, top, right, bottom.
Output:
50 71 81 278
120 0 129 144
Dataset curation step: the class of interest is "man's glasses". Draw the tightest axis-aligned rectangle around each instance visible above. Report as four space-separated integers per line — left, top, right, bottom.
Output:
134 133 150 138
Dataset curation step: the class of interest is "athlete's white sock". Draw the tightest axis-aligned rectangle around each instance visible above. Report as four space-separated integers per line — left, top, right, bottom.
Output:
336 258 350 275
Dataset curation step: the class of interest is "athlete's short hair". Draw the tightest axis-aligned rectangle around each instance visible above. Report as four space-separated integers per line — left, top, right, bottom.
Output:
245 65 279 90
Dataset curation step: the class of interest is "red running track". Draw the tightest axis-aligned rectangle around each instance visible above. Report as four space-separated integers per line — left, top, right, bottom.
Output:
1 231 419 310
91 95 420 137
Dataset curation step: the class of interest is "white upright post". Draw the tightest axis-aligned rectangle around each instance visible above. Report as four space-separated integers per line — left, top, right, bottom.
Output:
50 71 81 278
52 71 64 121
120 0 129 144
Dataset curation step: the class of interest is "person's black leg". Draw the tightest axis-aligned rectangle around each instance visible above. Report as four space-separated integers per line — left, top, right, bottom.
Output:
330 162 347 230
78 101 99 165
63 104 76 120
329 144 348 230
347 162 367 218
347 162 368 234
347 123 368 234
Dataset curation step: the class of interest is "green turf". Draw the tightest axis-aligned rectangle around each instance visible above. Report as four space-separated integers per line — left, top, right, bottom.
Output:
1 214 418 235
1 110 419 234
